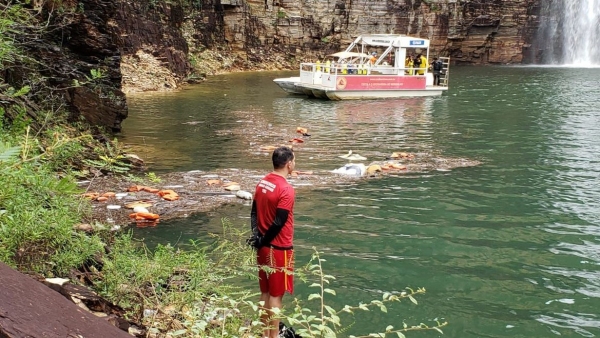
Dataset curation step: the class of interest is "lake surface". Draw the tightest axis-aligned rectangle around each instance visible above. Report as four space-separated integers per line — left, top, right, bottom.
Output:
121 66 600 337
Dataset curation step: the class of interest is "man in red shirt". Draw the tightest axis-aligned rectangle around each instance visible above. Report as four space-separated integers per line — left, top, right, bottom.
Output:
250 146 296 338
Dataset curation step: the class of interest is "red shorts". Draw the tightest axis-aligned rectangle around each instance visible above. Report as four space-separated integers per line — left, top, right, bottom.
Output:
257 246 294 297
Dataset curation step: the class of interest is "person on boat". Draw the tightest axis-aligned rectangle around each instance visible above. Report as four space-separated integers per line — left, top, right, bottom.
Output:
370 52 378 65
416 53 428 75
249 146 296 338
405 53 414 75
432 57 443 85
413 53 422 74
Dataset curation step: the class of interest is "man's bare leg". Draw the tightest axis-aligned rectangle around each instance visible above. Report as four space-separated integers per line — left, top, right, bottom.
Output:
259 292 283 338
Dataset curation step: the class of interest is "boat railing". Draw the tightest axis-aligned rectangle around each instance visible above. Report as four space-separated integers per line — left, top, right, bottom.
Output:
299 62 429 86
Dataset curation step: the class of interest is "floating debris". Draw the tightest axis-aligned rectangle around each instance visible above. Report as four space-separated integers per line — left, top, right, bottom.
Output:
235 190 253 200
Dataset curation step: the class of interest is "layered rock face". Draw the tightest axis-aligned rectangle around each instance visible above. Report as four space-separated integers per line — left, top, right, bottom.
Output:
2 0 127 131
206 0 540 65
115 0 541 94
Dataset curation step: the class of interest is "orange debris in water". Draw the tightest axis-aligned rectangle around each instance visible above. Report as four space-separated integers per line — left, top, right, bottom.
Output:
260 145 278 151
158 190 179 201
96 196 109 202
129 212 160 220
82 192 99 200
101 192 116 198
289 138 304 143
292 170 314 176
135 220 159 228
296 127 308 134
390 163 407 170
141 186 159 193
206 179 222 186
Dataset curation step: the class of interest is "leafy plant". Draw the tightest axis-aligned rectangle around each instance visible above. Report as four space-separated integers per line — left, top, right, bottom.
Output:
269 249 449 338
0 138 103 276
96 218 258 335
82 138 132 174
145 172 162 183
0 141 21 165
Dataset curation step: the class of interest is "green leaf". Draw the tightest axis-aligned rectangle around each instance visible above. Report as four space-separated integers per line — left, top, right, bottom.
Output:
383 292 391 300
396 333 406 338
324 288 336 295
386 325 394 331
409 295 418 305
309 283 321 288
434 327 444 334
324 305 336 315
379 304 387 313
308 293 321 300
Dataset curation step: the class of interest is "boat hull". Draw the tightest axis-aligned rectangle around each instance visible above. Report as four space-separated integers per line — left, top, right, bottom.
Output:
273 77 304 95
274 74 447 100
325 87 446 100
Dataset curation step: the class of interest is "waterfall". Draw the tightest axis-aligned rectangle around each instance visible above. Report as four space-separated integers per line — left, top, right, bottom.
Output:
537 0 600 66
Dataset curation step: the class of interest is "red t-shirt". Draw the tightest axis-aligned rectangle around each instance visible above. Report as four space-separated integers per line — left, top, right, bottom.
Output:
254 173 295 248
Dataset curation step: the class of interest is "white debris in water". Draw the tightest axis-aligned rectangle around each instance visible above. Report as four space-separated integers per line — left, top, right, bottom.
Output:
236 190 253 200
133 206 149 213
331 163 366 177
200 174 219 177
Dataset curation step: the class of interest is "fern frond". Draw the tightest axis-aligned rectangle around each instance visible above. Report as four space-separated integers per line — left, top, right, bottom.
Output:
0 142 21 162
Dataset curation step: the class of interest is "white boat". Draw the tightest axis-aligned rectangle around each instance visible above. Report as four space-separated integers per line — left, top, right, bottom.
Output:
273 34 450 100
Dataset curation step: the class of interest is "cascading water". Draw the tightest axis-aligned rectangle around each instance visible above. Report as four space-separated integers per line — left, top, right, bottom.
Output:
536 0 600 66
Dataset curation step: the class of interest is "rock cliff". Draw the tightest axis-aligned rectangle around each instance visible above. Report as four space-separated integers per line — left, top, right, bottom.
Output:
115 0 542 93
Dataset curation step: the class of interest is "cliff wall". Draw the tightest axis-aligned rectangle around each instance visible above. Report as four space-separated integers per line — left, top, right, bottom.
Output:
219 0 540 64
115 0 541 93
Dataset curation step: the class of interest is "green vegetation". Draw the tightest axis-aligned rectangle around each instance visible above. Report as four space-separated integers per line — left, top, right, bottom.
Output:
0 131 104 276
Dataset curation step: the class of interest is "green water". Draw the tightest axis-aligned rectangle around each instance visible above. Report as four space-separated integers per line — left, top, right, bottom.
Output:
121 66 600 337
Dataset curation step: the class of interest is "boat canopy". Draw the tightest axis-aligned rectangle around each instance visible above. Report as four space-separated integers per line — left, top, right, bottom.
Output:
351 34 430 48
330 51 371 59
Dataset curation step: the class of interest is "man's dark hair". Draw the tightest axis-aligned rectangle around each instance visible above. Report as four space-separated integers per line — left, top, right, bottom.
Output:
272 146 294 169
